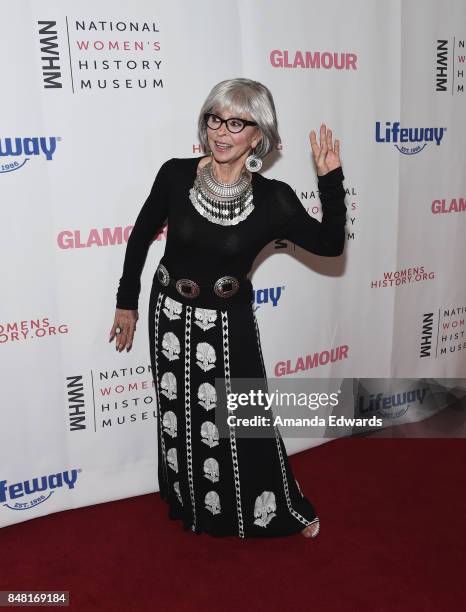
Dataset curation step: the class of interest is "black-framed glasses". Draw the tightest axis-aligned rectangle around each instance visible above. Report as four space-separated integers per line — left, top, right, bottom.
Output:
204 113 257 134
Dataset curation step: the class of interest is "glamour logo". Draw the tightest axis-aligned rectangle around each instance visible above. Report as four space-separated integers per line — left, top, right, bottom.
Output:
375 122 446 154
0 136 60 173
57 225 167 249
0 469 80 510
432 197 466 214
270 50 357 70
253 286 284 310
275 345 349 376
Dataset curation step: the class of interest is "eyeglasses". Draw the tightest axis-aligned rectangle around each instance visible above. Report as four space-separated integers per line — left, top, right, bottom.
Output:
204 113 258 134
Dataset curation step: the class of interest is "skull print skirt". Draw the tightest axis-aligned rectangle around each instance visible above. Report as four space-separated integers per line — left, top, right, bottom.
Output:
148 273 320 538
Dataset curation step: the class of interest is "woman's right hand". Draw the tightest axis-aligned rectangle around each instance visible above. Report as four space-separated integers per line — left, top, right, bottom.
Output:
109 308 139 352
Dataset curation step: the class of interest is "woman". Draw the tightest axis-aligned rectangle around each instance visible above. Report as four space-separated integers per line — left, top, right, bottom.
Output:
109 78 346 539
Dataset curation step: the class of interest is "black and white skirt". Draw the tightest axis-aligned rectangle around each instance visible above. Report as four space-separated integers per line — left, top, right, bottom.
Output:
148 273 320 538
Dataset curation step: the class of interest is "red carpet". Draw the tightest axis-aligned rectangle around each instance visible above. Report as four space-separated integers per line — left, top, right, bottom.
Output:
1 435 465 611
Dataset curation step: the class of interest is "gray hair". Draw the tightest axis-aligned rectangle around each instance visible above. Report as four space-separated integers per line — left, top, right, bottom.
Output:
197 78 280 159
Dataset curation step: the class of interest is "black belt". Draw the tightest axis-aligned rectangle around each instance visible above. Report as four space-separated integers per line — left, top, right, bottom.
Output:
155 262 246 299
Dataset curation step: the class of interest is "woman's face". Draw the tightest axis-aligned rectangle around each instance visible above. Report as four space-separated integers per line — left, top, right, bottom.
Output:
207 106 261 165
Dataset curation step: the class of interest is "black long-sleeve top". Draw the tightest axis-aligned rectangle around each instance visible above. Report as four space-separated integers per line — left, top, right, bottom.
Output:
116 156 346 310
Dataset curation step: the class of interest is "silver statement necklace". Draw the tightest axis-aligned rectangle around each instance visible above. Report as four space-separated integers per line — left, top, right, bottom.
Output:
189 159 254 226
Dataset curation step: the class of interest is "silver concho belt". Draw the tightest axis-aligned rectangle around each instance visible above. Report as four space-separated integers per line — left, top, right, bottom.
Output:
156 262 240 299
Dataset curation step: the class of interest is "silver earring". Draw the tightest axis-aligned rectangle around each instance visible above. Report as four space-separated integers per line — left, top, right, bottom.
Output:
245 149 262 172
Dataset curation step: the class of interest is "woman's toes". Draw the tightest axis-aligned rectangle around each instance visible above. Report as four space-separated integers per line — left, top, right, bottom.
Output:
301 520 320 538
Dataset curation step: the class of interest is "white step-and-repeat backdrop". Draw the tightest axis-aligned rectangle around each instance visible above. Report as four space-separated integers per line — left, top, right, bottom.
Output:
1 0 465 527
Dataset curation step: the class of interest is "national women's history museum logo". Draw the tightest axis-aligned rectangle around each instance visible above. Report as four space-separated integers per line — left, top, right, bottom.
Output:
36 19 164 92
375 121 447 155
65 364 157 431
435 38 464 96
419 305 466 359
0 136 61 174
0 469 81 511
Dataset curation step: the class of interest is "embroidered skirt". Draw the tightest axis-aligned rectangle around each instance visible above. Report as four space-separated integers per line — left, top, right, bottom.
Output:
148 272 320 538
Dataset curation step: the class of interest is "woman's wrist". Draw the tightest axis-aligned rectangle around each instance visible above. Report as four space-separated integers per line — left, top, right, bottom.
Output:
317 166 344 182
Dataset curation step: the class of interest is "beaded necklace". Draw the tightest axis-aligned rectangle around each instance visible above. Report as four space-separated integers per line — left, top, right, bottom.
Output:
189 159 254 226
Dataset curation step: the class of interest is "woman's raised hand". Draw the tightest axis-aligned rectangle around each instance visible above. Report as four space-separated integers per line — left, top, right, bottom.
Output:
309 124 342 176
109 308 139 352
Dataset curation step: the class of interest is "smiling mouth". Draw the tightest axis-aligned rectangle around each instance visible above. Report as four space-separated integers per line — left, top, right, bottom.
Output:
214 141 233 148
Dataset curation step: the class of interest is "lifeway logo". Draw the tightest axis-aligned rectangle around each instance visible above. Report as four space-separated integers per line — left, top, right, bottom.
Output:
252 285 284 311
0 136 61 173
358 387 428 419
375 121 446 155
1 469 80 510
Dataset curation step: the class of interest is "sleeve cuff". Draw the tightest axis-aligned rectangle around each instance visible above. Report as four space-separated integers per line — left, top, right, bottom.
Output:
317 166 345 185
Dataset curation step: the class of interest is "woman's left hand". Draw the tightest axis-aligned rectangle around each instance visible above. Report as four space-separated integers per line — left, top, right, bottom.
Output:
309 124 342 176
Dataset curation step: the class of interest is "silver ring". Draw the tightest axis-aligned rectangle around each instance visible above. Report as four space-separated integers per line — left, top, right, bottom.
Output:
213 276 239 298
